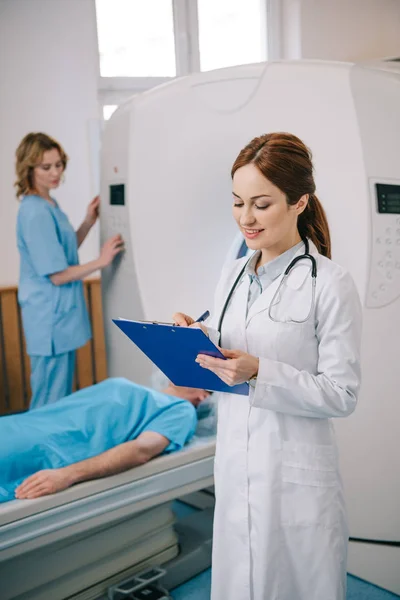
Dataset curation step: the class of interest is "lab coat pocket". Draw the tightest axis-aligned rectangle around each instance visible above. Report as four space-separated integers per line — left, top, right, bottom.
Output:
280 441 340 528
276 321 316 365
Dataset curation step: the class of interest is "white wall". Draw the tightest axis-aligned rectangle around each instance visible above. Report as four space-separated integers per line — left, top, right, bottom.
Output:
298 0 400 61
0 0 100 286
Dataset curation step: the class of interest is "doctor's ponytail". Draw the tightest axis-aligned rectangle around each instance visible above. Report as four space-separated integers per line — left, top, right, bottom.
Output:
232 132 331 259
298 193 331 259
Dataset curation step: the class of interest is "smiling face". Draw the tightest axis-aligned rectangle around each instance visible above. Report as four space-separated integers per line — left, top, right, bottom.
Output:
32 148 64 196
232 163 307 262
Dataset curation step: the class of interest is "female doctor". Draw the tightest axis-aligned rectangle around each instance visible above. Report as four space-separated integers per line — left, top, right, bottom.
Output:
174 132 362 600
15 132 123 409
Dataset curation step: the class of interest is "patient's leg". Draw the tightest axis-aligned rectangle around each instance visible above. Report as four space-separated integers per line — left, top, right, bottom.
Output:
15 432 169 500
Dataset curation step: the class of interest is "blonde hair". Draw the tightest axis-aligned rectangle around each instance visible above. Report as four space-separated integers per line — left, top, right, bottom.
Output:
15 132 68 199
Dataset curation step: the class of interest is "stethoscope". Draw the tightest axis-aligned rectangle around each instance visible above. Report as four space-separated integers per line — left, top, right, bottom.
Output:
217 238 317 334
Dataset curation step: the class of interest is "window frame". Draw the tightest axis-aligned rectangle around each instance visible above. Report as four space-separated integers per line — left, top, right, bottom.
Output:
97 0 275 112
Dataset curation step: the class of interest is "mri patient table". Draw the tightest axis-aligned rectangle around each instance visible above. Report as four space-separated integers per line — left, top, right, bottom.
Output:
0 436 215 600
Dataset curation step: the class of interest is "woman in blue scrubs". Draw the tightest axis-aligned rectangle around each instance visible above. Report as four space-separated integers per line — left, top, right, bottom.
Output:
15 132 124 409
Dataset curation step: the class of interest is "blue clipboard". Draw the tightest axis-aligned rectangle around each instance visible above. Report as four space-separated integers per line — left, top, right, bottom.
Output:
113 318 249 396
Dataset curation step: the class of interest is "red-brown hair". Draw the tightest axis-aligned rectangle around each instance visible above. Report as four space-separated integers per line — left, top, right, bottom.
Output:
231 132 331 258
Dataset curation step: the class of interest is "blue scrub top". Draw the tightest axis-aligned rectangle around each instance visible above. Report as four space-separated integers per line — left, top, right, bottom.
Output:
16 195 91 356
0 378 198 503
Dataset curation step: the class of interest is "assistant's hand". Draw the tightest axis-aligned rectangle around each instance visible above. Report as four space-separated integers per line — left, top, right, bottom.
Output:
85 195 100 227
15 469 73 499
99 234 124 267
196 348 259 386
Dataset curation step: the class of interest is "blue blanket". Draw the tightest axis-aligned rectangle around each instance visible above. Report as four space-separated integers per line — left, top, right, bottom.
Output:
0 377 197 503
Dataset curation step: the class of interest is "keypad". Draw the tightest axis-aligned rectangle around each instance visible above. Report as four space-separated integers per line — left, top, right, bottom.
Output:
368 217 400 307
105 212 134 275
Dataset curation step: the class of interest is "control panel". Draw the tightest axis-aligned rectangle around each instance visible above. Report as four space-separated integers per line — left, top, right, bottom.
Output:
106 183 135 276
110 183 125 206
367 181 400 308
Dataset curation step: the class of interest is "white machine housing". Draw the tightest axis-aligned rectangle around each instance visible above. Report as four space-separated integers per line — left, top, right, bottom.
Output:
100 60 400 595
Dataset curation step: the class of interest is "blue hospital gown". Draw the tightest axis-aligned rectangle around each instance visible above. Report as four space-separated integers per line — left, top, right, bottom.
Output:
0 378 197 503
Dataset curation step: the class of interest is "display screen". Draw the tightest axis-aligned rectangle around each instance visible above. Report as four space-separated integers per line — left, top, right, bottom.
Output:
110 184 125 206
376 183 400 214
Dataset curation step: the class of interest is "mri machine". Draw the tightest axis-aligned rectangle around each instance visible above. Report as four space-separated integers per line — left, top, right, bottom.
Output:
101 58 400 595
1 59 399 599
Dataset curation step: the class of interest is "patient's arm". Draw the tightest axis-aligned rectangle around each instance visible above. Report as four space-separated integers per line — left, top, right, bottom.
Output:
15 431 169 500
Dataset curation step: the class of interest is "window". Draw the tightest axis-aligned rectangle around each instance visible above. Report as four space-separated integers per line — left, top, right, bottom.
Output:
197 0 265 72
103 105 118 121
96 0 269 114
95 0 176 77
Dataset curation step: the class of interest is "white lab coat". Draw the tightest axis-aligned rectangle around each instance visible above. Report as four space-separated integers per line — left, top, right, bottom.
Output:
209 240 362 600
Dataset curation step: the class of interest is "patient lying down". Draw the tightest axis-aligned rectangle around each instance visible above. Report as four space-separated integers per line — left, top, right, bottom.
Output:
0 377 208 503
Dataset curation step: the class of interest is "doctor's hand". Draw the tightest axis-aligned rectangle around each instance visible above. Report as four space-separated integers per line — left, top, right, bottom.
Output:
172 312 195 326
196 348 259 387
15 469 73 500
85 195 100 227
172 313 208 335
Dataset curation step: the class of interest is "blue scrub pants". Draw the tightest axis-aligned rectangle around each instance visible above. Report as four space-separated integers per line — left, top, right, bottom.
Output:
29 351 75 410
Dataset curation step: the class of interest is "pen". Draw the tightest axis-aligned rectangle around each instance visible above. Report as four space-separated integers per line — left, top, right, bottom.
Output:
195 310 210 323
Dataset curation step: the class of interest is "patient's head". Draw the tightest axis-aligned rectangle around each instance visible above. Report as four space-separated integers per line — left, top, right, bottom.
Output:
163 383 210 407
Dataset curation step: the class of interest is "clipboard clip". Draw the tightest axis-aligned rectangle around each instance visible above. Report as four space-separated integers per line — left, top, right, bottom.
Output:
136 320 175 326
